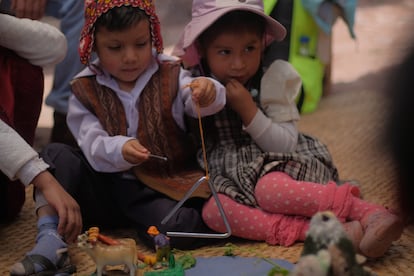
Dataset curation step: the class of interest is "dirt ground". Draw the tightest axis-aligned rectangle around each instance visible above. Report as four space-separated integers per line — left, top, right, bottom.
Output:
331 0 414 89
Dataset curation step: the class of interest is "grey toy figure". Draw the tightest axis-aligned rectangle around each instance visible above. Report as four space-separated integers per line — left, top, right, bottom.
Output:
290 211 375 276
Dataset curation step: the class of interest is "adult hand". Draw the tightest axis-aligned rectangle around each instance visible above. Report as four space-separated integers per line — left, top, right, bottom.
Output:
32 171 82 243
11 0 47 19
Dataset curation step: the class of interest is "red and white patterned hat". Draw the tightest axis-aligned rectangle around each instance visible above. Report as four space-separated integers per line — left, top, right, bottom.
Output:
79 0 163 65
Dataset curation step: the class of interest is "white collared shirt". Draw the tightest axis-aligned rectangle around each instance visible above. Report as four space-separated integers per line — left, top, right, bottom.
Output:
67 52 226 172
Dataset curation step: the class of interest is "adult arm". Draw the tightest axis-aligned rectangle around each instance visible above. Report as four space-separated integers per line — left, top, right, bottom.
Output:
0 119 81 241
0 119 48 185
0 13 67 66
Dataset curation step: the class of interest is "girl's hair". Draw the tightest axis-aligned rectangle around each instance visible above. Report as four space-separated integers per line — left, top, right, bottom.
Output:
198 11 266 47
94 6 149 32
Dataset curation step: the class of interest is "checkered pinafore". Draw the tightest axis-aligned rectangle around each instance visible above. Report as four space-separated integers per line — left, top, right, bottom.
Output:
195 107 339 206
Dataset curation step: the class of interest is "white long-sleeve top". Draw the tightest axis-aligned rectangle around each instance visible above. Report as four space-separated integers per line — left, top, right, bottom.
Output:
244 110 298 153
0 120 49 186
68 52 226 173
243 60 301 153
0 13 67 66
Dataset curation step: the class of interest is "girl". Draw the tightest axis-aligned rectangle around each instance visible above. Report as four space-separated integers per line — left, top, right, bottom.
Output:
11 0 226 274
172 0 403 258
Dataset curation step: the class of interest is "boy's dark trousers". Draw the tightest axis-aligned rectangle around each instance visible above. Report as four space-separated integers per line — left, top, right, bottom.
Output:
40 143 214 249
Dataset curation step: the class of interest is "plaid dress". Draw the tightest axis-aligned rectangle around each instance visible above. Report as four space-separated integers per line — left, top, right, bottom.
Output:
195 107 339 206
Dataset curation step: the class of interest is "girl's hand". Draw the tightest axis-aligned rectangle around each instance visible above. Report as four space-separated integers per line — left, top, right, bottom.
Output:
189 78 216 107
122 139 150 165
226 79 258 125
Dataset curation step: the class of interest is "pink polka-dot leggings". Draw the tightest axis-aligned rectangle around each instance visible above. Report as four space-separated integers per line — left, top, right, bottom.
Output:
202 172 385 246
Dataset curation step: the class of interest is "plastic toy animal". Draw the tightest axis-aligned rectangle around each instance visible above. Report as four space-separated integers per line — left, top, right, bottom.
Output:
77 229 137 276
291 211 375 276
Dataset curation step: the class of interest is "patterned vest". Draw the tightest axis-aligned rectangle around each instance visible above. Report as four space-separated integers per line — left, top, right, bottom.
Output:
71 61 210 200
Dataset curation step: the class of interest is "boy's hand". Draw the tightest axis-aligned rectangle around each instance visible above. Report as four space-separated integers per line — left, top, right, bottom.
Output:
189 78 216 107
122 139 150 165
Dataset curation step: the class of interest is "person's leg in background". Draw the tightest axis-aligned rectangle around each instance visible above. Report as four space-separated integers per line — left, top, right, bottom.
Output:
0 0 85 147
0 47 44 222
43 0 85 147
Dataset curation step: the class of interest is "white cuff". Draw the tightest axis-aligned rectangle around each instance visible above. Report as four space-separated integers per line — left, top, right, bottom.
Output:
17 157 49 186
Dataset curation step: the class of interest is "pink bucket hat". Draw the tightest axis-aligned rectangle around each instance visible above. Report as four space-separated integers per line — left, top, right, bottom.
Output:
79 0 163 65
172 0 287 67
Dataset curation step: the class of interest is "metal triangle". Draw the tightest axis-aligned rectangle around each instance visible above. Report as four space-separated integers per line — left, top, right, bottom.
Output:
161 176 231 238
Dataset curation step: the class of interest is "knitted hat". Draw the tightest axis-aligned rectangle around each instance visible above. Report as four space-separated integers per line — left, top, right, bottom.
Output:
79 0 163 65
172 0 286 67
